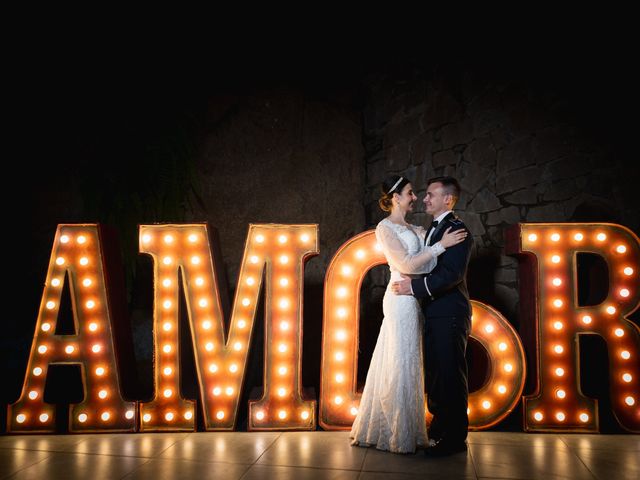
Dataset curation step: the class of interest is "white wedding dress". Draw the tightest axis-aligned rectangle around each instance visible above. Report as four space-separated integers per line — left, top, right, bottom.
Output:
349 217 444 453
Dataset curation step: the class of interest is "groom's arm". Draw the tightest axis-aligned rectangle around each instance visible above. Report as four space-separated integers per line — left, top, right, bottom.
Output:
411 232 472 299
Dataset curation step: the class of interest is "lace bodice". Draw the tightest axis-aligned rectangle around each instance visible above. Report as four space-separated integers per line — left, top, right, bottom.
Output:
375 218 442 281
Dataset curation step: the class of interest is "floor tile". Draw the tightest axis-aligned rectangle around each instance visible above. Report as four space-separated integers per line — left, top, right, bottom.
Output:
122 458 250 480
242 464 359 479
361 446 475 478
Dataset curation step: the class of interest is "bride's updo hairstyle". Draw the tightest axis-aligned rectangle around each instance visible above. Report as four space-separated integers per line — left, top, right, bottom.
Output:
379 175 411 212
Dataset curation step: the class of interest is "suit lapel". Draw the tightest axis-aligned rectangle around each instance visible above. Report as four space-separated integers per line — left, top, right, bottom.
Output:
428 212 455 246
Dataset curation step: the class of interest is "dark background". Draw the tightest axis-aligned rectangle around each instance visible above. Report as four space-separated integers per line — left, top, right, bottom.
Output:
5 35 639 433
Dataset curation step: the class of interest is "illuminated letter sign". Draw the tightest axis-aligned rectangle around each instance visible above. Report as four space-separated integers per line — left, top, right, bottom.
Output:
319 231 526 430
8 225 137 433
507 223 639 432
138 224 318 431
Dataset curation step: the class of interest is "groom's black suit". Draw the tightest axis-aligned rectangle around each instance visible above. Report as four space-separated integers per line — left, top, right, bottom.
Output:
411 212 473 449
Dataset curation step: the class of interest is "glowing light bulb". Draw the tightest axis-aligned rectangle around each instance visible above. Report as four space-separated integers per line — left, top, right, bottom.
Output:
82 278 92 287
229 364 238 373
574 233 584 241
498 385 507 394
184 411 193 420
616 245 627 254
213 387 221 396
551 233 560 242
278 410 286 419
246 277 255 286
256 411 265 420
16 414 26 423
336 373 345 383
279 255 289 264
46 301 55 310
89 322 98 332
620 288 630 297
51 278 61 287
233 342 242 351
162 256 172 265
91 344 101 353
242 298 251 307
622 373 632 382
350 407 358 416
164 234 174 244
33 367 43 376
238 319 247 329
143 414 151 422
65 345 75 354
279 298 289 309
534 412 543 421
208 364 218 373
503 363 513 372
202 320 212 330
482 400 491 409
255 234 265 243
552 277 562 286
614 328 624 337
278 235 287 244
205 342 214 351
335 352 345 361
621 350 631 360
195 277 204 286
100 412 110 421
301 410 310 420
163 322 172 331
356 249 365 259
484 324 494 333
60 235 70 243
79 257 89 266
98 390 108 399
623 267 634 276
556 412 566 421
555 367 565 377
554 345 564 354
278 344 287 353
280 321 289 331
39 413 49 422
607 306 617 315
126 410 135 420
142 234 152 244
553 299 563 308
162 278 171 287
28 391 38 400
556 389 566 399
225 387 234 396
163 389 172 398
56 257 65 265
41 323 51 332
78 413 88 423
163 344 172 353
188 234 198 243
582 315 592 325
375 243 383 251
498 342 507 351
300 233 310 243
551 255 561 264
579 413 589 422
96 367 105 376
554 321 563 330
337 308 347 318
279 277 289 287
341 265 352 275
336 287 347 298
278 387 286 397
86 300 95 309
596 233 606 241
250 255 259 264
199 298 209 308
191 256 201 265
624 396 635 406
165 412 174 421
528 234 538 242
336 330 347 341
278 366 287 375
38 345 47 354
334 396 343 405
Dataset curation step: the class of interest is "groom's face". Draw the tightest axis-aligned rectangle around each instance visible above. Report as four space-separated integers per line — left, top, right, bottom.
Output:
424 182 448 216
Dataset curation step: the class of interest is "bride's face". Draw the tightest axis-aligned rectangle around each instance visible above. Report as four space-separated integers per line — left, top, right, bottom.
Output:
394 183 417 213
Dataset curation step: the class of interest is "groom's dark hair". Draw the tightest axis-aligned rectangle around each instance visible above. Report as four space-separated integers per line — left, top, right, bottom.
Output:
427 176 461 205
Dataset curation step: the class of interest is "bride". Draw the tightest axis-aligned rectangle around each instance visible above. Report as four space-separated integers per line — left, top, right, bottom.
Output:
349 175 467 454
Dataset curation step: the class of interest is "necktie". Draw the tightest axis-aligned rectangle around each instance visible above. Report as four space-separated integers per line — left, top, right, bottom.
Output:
430 220 439 230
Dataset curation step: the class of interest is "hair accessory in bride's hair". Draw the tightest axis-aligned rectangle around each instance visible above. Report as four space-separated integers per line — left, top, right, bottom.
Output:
387 177 404 195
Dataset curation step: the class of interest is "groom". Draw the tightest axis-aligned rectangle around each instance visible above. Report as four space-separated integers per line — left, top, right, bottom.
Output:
392 176 473 457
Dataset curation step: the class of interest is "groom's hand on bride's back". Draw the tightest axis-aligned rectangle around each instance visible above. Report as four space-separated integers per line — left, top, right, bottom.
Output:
391 274 413 295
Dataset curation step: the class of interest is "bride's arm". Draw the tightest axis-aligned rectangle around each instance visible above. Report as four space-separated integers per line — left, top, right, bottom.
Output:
376 223 445 275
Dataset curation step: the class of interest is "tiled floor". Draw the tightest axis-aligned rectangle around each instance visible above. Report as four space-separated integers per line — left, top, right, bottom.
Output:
0 431 637 479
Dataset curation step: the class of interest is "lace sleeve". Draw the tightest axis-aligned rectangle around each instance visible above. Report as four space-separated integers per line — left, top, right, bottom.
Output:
376 222 444 274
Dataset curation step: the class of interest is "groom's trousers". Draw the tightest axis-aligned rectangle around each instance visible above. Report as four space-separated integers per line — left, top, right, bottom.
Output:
424 314 471 444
